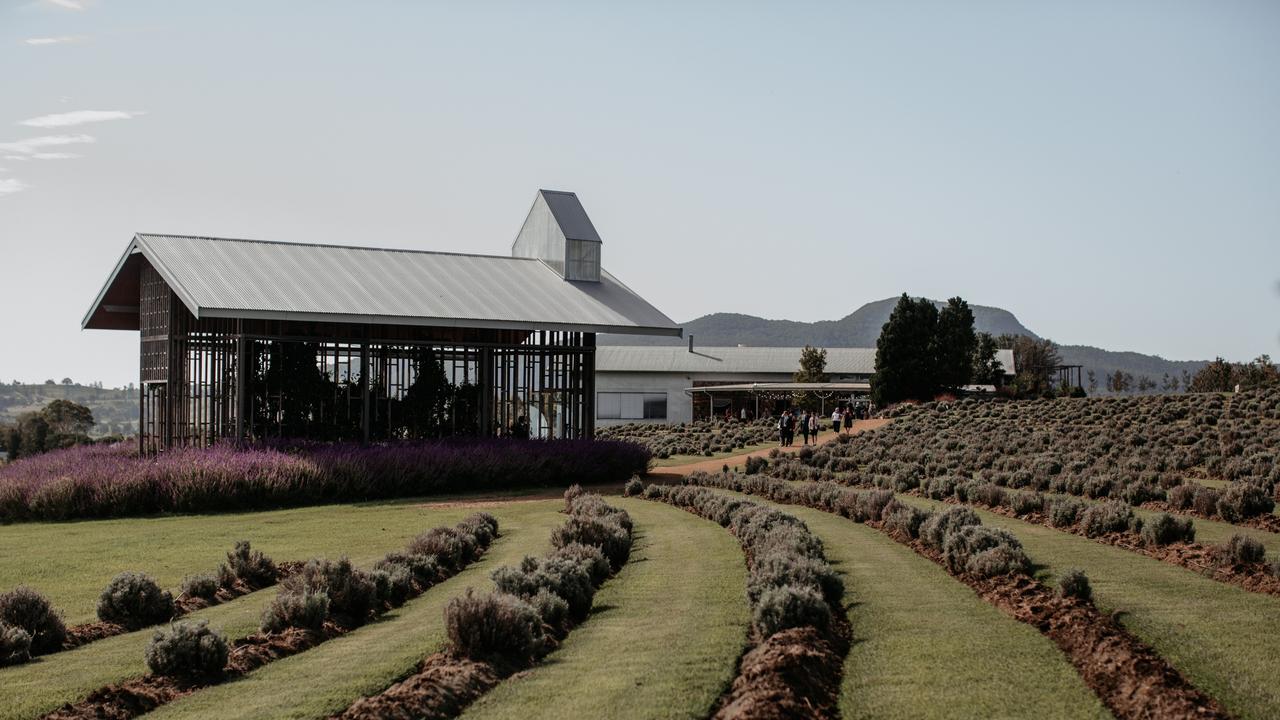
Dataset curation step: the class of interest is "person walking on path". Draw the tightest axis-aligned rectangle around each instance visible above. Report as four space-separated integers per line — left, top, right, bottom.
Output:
807 411 819 444
831 407 842 435
843 407 853 434
799 410 811 445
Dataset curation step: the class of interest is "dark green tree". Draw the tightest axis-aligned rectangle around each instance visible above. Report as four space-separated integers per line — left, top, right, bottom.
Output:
41 399 94 436
792 345 829 410
998 334 1061 398
971 332 1003 386
935 298 977 390
399 349 452 437
872 295 939 405
1188 358 1233 393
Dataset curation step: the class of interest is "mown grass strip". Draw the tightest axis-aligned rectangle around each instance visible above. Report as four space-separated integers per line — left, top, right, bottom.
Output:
0 495 547 626
145 500 565 720
0 504 488 720
459 498 749 720
898 495 1280 720
722 491 1111 720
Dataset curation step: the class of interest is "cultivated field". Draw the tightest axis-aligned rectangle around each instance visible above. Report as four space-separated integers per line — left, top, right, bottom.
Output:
1 390 1278 719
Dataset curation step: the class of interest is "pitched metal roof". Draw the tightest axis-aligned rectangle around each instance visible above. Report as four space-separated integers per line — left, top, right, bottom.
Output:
596 346 1015 375
82 233 681 336
539 190 601 243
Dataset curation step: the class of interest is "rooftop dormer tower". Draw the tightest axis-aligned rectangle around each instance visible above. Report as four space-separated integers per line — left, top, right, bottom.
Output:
511 189 602 282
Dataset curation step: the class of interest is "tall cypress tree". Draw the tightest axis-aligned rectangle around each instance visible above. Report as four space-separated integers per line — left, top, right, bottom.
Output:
871 294 939 405
935 297 977 390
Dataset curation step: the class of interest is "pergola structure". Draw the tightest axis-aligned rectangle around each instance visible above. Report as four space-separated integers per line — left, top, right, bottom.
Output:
83 190 681 452
686 382 872 418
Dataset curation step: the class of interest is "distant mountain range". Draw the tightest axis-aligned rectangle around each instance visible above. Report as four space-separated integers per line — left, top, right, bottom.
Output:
601 297 1208 392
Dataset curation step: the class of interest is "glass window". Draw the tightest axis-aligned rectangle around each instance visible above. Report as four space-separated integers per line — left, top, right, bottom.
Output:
621 393 645 419
643 393 667 419
598 391 666 420
597 392 621 419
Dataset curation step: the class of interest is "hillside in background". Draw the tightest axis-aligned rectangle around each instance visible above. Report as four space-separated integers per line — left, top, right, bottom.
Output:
601 297 1209 393
0 383 139 437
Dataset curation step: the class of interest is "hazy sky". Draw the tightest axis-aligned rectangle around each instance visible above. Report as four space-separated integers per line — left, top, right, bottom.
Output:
2 0 1278 388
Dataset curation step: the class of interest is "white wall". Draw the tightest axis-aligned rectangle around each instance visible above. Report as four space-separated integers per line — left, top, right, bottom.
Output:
595 371 692 426
594 370 871 425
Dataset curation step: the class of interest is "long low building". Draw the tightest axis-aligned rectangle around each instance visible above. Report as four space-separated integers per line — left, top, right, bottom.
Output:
594 345 1015 425
83 190 681 450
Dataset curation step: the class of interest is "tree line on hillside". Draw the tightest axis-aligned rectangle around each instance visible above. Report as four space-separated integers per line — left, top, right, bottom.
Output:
869 294 1279 406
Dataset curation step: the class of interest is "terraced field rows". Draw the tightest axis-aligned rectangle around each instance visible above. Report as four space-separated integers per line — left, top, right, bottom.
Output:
147 502 566 720
460 498 748 720
895 495 1280 720
742 498 1111 720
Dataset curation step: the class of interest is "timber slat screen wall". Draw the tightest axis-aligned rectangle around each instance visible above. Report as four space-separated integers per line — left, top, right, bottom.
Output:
137 261 595 452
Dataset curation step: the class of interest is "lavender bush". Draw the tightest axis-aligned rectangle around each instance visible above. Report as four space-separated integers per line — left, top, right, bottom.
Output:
0 438 649 523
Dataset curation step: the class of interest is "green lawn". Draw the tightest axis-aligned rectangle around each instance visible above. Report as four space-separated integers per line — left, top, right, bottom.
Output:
1127 501 1280 551
722 492 1110 720
649 438 779 467
0 499 555 720
897 495 1280 720
649 431 839 468
0 492 549 625
147 500 565 720
461 498 749 720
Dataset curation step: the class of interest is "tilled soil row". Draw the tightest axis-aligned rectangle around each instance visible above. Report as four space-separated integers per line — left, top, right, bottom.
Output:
895 534 1232 720
333 649 508 720
678 478 1233 720
712 624 848 720
332 500 633 720
39 552 489 720
1139 500 1280 534
643 494 850 720
42 623 343 720
929 495 1280 599
59 561 307 652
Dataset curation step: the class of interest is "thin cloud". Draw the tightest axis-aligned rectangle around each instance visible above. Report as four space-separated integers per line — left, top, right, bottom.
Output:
30 152 81 160
20 110 144 128
24 35 85 45
0 134 95 155
3 156 30 161
44 0 85 9
0 178 29 197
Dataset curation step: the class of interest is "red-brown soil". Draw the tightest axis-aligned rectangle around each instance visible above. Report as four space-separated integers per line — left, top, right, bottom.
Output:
648 497 852 720
41 624 344 720
333 653 504 720
964 502 1280 599
1140 501 1280 534
62 621 125 649
968 571 1230 720
712 625 847 720
39 546 481 720
42 675 190 720
887 534 1231 720
58 564 302 654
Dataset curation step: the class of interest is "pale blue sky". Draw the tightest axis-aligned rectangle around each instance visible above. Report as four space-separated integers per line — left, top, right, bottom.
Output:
1 0 1277 387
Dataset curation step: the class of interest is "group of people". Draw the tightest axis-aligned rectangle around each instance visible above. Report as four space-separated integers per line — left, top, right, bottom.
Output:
775 408 819 447
776 404 868 447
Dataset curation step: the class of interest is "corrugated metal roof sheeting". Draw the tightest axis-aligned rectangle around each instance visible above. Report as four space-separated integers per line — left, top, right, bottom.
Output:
540 190 601 242
596 346 1015 375
113 234 678 335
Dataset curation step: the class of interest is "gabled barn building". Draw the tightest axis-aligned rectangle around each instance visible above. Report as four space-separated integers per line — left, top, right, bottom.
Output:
83 191 681 452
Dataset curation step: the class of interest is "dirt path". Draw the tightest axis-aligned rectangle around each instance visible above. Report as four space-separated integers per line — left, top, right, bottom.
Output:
647 419 889 479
